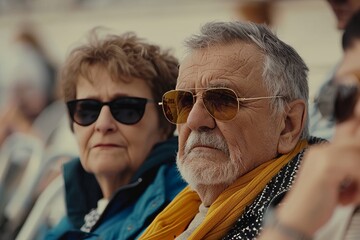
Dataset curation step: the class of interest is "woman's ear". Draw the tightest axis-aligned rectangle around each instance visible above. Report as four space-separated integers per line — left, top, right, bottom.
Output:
278 99 307 154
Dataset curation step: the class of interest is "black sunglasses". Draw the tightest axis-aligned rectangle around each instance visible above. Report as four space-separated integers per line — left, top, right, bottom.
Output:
67 97 155 126
316 81 359 123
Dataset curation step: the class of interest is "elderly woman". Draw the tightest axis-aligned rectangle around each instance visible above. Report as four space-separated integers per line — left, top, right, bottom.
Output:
45 30 186 240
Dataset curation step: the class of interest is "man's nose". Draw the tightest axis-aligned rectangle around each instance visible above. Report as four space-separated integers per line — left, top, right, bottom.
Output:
186 97 216 131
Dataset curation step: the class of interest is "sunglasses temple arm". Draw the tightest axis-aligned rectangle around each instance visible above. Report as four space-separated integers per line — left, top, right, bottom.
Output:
238 96 283 101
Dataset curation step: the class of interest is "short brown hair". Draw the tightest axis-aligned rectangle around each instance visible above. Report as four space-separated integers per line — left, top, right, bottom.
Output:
61 29 178 138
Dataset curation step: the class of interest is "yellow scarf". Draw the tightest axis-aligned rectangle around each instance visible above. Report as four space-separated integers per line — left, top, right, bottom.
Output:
139 139 308 240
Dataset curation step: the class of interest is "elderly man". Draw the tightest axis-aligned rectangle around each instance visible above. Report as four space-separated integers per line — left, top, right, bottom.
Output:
139 21 324 240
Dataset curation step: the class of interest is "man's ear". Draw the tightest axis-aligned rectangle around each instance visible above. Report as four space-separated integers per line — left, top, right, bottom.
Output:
278 99 306 154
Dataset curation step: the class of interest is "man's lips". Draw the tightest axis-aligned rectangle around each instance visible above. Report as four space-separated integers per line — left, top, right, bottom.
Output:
189 145 219 151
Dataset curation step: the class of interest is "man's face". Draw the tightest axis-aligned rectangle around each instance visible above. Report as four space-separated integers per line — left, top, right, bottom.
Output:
327 0 360 29
176 42 284 189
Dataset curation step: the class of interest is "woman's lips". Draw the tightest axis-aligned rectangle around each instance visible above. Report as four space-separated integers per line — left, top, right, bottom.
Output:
94 143 121 148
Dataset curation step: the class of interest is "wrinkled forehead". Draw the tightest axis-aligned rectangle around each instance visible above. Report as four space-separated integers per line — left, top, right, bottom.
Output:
177 42 265 89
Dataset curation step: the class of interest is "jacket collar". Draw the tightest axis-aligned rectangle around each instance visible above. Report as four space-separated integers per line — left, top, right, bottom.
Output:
63 136 178 228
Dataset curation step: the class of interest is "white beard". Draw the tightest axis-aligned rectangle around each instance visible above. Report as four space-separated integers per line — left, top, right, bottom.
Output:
177 131 243 188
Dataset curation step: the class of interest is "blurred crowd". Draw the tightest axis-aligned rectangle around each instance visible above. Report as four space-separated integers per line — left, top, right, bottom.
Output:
0 23 78 239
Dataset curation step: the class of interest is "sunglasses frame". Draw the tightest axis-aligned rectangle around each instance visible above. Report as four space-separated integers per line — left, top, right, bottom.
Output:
158 87 283 124
67 97 155 126
316 81 359 123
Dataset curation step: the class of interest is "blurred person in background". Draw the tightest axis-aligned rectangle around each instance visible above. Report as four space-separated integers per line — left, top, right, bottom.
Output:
139 21 324 240
259 10 360 240
309 0 360 140
327 0 360 30
0 23 57 146
0 23 76 240
45 29 186 240
235 0 274 26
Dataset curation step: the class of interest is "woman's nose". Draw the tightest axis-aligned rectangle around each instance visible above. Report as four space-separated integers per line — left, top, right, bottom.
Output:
95 106 117 132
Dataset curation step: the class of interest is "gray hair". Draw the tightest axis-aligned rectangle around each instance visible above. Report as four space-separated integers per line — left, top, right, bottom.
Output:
184 21 309 139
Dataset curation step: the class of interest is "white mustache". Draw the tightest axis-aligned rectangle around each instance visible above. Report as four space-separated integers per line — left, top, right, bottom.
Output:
184 132 229 155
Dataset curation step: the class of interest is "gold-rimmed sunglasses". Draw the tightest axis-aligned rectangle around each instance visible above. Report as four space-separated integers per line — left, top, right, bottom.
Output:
158 87 283 124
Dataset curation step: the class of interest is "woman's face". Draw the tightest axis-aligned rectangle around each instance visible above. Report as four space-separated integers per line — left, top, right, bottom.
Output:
73 66 166 186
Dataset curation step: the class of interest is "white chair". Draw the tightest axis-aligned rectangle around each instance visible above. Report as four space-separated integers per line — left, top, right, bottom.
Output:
0 137 45 235
0 101 77 238
15 175 65 240
0 132 45 220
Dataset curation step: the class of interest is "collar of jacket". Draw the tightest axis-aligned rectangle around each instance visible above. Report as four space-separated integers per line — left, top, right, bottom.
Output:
63 136 178 228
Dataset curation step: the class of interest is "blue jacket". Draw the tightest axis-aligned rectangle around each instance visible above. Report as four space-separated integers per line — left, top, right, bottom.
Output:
45 136 186 240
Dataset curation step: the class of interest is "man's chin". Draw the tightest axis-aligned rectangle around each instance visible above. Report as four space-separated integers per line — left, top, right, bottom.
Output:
178 164 237 187
182 149 228 163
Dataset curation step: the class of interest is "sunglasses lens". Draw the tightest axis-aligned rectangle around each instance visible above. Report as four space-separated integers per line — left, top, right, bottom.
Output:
334 85 358 123
203 89 238 121
111 98 147 125
162 90 193 124
67 97 148 126
161 88 239 124
317 83 359 123
68 100 101 126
